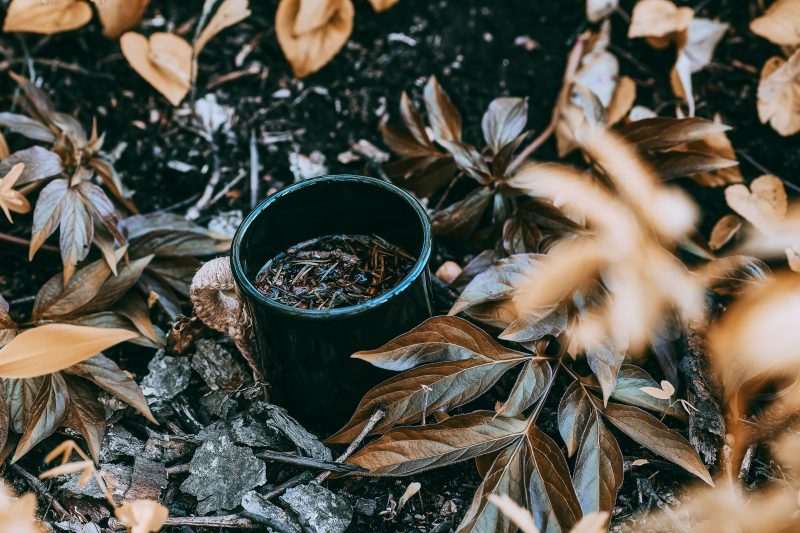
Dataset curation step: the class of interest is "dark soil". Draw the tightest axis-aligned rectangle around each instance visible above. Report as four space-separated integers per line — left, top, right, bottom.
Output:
0 0 798 531
254 234 415 310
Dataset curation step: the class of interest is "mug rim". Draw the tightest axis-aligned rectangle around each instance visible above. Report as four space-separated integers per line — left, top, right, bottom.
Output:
230 174 433 319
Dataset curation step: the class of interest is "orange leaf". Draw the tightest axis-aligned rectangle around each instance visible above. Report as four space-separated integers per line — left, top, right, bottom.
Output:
0 324 137 378
95 0 150 38
3 0 92 35
121 32 193 106
194 0 251 56
275 0 354 78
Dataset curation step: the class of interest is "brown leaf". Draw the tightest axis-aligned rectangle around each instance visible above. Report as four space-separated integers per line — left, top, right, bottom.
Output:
700 255 769 297
58 187 94 284
684 130 743 187
725 175 787 235
63 376 106 460
0 393 9 453
96 0 150 38
558 382 595 457
750 0 800 46
451 254 544 315
495 359 552 418
194 0 251 55
431 187 493 241
398 91 434 150
607 365 687 421
602 402 712 485
368 0 400 11
32 258 111 320
65 354 155 423
76 255 153 315
6 378 42 434
457 439 528 533
113 294 158 343
78 182 123 245
482 98 528 154
115 499 169 533
573 412 623 515
0 305 16 350
353 316 526 371
0 112 55 143
525 426 583 533
439 140 490 183
121 32 193 106
424 76 462 142
30 178 64 257
328 356 525 444
587 0 619 23
617 117 731 151
606 76 636 126
3 0 92 35
709 214 742 251
13 374 69 462
649 150 738 181
275 0 354 78
499 304 567 344
0 324 137 379
346 412 526 476
757 51 800 136
0 147 63 185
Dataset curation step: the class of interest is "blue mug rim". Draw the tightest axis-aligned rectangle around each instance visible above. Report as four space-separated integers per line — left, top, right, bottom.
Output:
230 174 433 319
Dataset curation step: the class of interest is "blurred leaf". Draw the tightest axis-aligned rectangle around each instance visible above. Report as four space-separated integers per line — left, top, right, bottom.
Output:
0 113 55 143
0 393 9 453
602 402 712 485
194 0 251 55
618 117 730 151
121 32 193 106
346 412 526 476
95 0 150 38
650 150 738 181
750 0 800 46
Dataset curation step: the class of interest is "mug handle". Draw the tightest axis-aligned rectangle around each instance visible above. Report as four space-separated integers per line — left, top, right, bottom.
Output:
190 257 261 379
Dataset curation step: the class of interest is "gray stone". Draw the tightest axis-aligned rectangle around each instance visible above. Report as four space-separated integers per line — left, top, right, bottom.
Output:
207 210 243 238
354 497 378 517
280 483 353 533
180 434 266 514
99 425 145 462
241 490 301 532
140 350 192 401
199 390 238 419
191 339 246 391
59 463 131 502
230 402 331 461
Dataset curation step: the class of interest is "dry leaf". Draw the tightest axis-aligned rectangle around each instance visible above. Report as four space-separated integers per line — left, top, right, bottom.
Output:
725 175 787 235
757 51 800 136
487 494 538 533
607 76 637 126
0 163 31 223
95 0 150 38
709 214 742 250
115 500 169 533
435 261 462 284
275 0 355 78
368 0 400 11
0 324 137 378
121 32 193 106
628 0 693 47
750 0 800 46
787 245 800 272
683 18 728 73
194 0 251 56
397 482 421 509
2 0 92 35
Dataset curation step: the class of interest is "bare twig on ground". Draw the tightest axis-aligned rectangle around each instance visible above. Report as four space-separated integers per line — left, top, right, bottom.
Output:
316 407 385 483
0 232 58 253
249 128 260 209
186 152 221 220
257 449 364 473
10 464 69 520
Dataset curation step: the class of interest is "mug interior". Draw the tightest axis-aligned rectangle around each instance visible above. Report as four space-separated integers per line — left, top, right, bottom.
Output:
233 175 430 315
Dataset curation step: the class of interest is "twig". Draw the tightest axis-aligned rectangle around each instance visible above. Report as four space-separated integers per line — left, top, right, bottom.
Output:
738 150 800 194
0 232 58 253
185 152 221 220
316 407 385 483
10 464 69 520
111 514 259 529
507 33 588 175
257 449 364 473
262 470 315 500
249 128 260 209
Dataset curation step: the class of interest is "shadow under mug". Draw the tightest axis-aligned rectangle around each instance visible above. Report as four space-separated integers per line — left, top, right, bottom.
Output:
228 175 433 430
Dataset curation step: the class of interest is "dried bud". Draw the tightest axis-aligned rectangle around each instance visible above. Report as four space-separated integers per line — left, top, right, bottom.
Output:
436 261 462 284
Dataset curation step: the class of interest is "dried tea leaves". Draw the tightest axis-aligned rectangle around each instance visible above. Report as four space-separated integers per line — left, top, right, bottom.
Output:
254 234 415 310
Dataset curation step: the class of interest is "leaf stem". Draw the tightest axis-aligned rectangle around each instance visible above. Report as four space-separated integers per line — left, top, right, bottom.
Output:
315 407 386 483
0 231 58 253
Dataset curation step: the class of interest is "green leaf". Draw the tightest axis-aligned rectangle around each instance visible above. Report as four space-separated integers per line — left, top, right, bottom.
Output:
346 412 526 476
602 402 712 486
